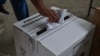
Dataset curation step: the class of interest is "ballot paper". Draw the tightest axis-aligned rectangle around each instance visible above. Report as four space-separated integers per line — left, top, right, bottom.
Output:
47 9 69 30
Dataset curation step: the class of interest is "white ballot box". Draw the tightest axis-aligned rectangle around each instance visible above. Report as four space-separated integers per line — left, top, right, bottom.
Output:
13 7 95 56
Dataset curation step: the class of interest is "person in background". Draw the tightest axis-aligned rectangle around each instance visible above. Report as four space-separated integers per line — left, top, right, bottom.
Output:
0 0 59 22
10 0 59 22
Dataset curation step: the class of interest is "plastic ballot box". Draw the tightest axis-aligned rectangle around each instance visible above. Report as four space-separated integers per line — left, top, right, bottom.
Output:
13 7 95 56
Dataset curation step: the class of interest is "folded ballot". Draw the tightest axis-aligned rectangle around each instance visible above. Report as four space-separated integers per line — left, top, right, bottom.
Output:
47 9 69 30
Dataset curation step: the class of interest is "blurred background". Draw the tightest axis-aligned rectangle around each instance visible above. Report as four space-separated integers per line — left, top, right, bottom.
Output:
0 0 100 56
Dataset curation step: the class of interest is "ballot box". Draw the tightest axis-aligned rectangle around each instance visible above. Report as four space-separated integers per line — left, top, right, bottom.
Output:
13 7 95 56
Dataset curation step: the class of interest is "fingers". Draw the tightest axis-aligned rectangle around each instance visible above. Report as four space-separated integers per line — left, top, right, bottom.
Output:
48 15 53 22
39 7 59 23
48 9 59 23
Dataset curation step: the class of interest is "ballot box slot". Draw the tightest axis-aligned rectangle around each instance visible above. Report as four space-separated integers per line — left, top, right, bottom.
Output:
36 27 47 35
64 16 70 20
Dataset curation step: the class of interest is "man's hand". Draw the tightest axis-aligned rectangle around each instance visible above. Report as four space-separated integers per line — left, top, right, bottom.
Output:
39 7 59 23
31 0 59 23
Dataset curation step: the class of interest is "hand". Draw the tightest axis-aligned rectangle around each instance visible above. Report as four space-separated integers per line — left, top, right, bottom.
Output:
31 0 59 22
39 7 59 23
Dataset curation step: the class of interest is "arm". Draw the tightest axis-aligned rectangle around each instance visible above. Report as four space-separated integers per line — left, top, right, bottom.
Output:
31 0 59 22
